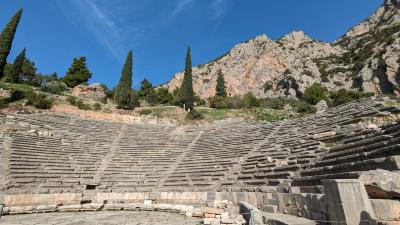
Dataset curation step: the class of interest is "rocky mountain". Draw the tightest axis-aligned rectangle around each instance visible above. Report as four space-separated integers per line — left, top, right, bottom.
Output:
163 0 400 99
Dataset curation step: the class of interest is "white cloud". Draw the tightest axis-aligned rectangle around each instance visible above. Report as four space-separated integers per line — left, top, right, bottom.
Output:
210 0 231 19
172 0 194 17
55 0 128 61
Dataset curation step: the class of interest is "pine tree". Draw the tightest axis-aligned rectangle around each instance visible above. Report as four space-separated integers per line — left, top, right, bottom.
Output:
179 47 194 111
215 69 227 97
5 48 25 83
114 50 136 109
139 79 153 98
0 9 23 80
62 57 92 87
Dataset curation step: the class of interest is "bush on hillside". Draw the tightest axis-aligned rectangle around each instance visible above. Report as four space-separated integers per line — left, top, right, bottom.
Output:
260 97 288 110
303 83 329 105
186 110 204 120
209 96 228 109
243 93 260 108
67 95 91 110
295 101 316 114
93 102 102 111
0 97 8 108
9 90 25 102
194 95 206 106
138 109 152 115
41 81 67 95
26 92 53 109
330 89 374 107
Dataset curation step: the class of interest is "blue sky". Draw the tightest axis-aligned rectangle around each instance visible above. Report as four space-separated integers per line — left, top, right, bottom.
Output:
1 0 382 89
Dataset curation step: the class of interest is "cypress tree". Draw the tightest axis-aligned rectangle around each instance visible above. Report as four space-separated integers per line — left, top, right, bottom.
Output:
179 47 194 111
215 69 227 97
114 50 135 109
5 48 25 83
0 9 23 80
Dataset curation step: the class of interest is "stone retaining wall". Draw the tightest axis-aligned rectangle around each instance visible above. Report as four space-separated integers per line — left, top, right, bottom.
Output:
0 191 328 221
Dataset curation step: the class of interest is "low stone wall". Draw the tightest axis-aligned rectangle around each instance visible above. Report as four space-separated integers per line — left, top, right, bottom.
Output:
1 193 82 207
0 191 328 221
93 192 208 205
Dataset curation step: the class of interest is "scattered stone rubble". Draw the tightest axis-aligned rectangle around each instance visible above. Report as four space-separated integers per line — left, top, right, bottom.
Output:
202 200 246 225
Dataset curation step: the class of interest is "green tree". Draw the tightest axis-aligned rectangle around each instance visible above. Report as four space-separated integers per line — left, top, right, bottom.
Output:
179 47 194 111
139 79 159 104
62 57 92 87
5 48 25 83
139 79 153 98
114 50 136 109
50 72 58 81
156 87 173 104
215 69 227 97
0 9 23 80
303 83 329 105
20 58 37 84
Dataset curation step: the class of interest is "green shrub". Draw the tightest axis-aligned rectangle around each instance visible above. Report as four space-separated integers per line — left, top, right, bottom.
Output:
330 89 374 107
76 99 91 110
67 96 91 110
303 83 329 105
295 101 316 114
41 81 67 95
225 96 245 109
260 98 288 110
186 110 204 120
26 92 53 109
209 96 228 109
67 96 78 105
243 93 260 108
138 109 152 115
194 95 206 106
93 103 102 111
9 90 25 102
0 97 8 108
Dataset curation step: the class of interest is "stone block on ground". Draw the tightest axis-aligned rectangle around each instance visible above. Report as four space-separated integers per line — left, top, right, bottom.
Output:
323 179 376 225
370 199 400 220
359 169 400 199
81 203 103 211
203 207 224 215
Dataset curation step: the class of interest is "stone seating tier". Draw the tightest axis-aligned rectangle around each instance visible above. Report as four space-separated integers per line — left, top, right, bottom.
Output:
0 98 399 194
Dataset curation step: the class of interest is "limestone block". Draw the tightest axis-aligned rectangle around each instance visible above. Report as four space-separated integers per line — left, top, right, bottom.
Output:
57 205 82 212
203 218 212 225
323 179 376 225
359 169 400 199
205 213 216 218
81 203 103 211
221 217 234 224
204 207 224 215
36 204 57 212
370 199 400 220
192 208 204 217
312 131 336 139
9 206 34 214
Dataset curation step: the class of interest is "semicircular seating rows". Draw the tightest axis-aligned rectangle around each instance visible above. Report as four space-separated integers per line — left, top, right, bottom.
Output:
0 97 399 195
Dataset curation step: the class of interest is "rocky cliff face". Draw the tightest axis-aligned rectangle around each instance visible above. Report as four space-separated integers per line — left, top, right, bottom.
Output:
164 0 400 99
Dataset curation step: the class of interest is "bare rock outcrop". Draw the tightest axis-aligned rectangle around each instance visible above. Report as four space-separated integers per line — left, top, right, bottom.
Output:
72 83 107 103
163 0 400 99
